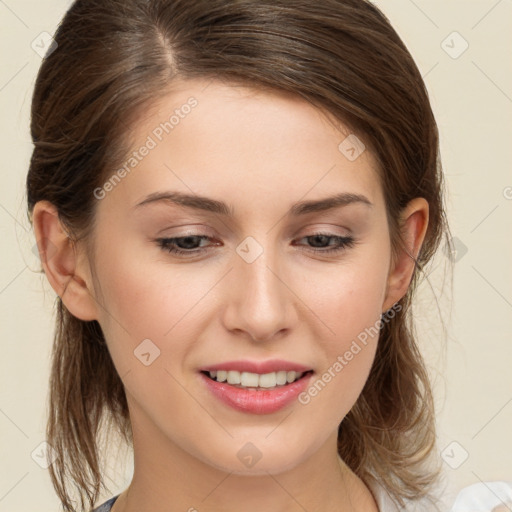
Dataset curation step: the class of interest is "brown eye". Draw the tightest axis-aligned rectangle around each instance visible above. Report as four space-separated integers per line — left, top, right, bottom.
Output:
156 235 214 256
294 233 355 254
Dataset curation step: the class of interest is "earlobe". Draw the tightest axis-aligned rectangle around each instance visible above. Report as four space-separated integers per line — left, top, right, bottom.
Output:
382 198 429 312
32 200 99 321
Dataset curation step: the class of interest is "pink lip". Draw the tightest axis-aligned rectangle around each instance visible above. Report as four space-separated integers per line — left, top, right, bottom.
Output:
199 371 314 415
200 359 312 374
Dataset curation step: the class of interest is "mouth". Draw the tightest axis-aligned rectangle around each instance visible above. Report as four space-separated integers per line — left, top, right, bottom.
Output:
200 369 314 391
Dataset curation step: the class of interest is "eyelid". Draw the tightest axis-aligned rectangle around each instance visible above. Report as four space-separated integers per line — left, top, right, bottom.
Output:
155 223 217 235
292 223 352 238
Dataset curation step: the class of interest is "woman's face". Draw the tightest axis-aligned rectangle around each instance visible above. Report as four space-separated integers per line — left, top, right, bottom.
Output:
86 78 399 474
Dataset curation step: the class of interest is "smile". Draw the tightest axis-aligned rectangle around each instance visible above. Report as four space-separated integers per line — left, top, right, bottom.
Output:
199 370 314 414
202 369 310 389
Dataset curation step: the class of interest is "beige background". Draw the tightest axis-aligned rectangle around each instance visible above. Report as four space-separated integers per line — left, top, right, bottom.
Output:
1 1 511 510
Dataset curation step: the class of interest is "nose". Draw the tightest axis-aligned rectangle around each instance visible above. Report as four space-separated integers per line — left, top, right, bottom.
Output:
221 244 298 343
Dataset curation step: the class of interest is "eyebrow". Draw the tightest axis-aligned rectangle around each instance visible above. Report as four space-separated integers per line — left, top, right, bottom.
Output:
134 191 373 216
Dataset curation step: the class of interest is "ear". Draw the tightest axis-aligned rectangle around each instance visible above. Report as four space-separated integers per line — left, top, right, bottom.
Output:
382 197 429 312
31 200 99 321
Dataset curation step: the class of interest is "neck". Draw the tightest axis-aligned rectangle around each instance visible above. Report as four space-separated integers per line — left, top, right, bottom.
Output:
111 406 378 512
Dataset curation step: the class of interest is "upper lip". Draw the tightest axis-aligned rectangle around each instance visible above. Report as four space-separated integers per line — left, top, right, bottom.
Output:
200 359 313 374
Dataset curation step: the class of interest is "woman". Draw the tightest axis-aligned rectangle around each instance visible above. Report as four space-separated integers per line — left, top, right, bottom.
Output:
27 0 453 510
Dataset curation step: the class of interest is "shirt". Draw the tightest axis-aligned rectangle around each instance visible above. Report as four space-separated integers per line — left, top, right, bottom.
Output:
92 494 119 512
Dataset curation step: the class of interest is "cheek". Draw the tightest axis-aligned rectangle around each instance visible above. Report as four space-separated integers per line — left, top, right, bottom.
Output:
303 247 390 345
296 249 390 411
93 256 205 371
295 306 383 425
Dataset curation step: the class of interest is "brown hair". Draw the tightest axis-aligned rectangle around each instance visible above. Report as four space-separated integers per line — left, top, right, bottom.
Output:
26 0 450 510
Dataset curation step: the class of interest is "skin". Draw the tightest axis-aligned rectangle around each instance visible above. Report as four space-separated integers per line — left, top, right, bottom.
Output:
32 78 428 512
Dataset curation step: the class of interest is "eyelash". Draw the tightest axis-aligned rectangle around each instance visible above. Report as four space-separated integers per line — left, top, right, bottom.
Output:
155 232 356 257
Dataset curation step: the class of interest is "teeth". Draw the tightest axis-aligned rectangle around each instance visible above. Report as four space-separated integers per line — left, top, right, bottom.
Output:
241 372 259 387
227 370 241 385
259 372 277 388
207 370 305 388
276 371 287 385
286 371 296 383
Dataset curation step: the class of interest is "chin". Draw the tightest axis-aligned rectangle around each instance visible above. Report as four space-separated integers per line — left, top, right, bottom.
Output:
194 438 310 476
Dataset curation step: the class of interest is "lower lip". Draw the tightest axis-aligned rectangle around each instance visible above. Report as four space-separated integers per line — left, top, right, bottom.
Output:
200 371 314 414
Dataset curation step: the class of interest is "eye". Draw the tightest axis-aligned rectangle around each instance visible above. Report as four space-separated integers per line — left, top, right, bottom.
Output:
155 232 356 258
293 233 356 254
156 235 215 257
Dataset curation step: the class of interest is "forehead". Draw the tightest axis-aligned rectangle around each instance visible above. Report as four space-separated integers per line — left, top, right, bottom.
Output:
104 78 384 215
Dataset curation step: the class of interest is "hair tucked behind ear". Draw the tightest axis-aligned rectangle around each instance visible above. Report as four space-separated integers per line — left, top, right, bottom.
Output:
27 0 450 510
